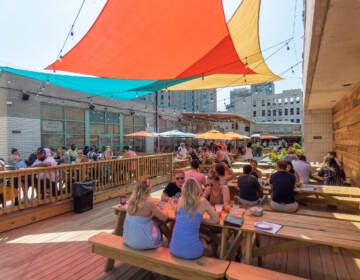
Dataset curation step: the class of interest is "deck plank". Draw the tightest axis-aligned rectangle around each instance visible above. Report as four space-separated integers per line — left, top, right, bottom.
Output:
0 196 359 279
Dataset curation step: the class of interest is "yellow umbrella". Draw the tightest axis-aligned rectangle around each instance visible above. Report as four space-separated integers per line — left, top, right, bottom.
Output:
224 132 250 140
195 130 227 140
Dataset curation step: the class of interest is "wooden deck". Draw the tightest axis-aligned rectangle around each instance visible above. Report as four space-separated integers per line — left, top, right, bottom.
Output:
1 196 359 280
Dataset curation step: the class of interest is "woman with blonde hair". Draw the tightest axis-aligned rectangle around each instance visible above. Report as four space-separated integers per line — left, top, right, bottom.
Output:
123 178 168 250
170 178 219 259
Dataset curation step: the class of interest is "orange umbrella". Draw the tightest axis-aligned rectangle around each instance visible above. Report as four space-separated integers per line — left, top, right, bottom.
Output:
195 130 227 140
224 132 250 140
125 131 157 137
259 134 278 140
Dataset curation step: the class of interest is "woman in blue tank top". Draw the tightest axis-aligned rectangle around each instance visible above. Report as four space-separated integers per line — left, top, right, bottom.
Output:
170 178 219 259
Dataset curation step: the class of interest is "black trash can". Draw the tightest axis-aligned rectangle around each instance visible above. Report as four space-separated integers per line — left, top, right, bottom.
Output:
72 180 95 213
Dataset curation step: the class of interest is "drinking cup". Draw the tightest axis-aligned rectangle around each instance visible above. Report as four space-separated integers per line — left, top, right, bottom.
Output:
215 204 223 217
119 194 127 205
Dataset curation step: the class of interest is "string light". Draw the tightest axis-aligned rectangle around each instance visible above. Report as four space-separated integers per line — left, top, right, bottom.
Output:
55 0 86 61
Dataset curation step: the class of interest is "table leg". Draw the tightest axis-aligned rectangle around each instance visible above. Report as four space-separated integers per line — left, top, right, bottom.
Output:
105 211 126 271
219 228 229 259
243 231 254 264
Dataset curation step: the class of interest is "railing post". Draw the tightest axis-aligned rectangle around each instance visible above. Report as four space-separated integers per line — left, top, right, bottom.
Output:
136 157 140 181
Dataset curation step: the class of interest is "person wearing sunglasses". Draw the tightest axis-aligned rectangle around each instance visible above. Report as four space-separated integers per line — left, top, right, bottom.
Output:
161 169 185 202
201 175 230 206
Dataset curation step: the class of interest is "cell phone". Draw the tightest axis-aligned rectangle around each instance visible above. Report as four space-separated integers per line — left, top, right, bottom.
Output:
224 214 244 227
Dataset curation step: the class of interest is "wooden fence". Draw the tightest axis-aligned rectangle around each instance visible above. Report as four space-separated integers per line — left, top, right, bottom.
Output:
0 154 173 216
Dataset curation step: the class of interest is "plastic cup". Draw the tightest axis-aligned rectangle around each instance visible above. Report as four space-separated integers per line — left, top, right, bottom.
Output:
215 204 223 217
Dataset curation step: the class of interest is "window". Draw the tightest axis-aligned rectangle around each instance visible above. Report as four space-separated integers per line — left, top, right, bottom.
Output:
41 103 85 148
290 97 294 104
273 109 276 116
284 98 288 104
285 108 288 116
296 119 300 123
267 101 271 106
267 110 271 116
278 109 282 116
278 98 282 104
296 97 300 103
253 111 257 117
261 100 265 106
262 110 265 116
296 108 300 114
252 100 256 107
291 119 294 123
290 108 294 115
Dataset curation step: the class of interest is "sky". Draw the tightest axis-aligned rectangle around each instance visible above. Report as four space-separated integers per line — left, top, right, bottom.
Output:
0 0 304 111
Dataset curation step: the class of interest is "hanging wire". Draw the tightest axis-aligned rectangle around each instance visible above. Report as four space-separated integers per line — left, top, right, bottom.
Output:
56 0 86 61
279 61 302 76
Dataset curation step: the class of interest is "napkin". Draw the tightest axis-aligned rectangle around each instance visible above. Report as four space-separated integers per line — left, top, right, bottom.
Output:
254 221 283 234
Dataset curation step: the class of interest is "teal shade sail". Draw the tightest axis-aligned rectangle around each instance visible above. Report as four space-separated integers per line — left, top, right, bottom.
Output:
0 66 195 100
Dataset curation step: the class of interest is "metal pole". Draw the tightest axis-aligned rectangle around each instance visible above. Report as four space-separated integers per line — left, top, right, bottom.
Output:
155 91 159 152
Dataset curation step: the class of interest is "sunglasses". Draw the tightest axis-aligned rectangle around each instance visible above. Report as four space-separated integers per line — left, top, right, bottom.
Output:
175 177 184 180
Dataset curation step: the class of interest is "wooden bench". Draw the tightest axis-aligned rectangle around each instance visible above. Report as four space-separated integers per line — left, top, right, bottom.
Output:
226 262 306 280
88 232 230 280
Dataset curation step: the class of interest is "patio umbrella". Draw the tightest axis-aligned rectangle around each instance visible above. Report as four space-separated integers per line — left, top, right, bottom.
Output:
195 129 227 140
124 131 157 137
157 129 195 138
224 132 250 140
259 134 278 140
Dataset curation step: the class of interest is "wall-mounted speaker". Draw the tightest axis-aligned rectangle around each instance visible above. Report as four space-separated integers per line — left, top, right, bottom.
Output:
22 93 30 101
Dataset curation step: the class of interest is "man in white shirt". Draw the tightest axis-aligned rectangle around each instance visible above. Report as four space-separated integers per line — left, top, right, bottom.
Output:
177 143 187 159
293 155 312 184
31 147 58 199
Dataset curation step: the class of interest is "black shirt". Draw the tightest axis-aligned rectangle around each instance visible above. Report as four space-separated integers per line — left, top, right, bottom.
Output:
238 175 262 201
163 182 181 198
270 171 295 204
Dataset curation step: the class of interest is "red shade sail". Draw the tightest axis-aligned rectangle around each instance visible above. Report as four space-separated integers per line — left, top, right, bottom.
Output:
47 0 255 80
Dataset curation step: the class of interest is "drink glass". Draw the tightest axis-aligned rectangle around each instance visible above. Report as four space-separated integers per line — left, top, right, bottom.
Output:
215 204 223 217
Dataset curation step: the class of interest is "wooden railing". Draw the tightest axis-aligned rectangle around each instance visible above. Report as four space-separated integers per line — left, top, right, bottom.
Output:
0 153 173 215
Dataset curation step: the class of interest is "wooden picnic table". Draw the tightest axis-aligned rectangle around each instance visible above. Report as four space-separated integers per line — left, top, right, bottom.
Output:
110 200 360 268
240 210 360 264
299 184 360 197
110 199 243 263
295 184 360 210
231 168 275 179
232 161 274 169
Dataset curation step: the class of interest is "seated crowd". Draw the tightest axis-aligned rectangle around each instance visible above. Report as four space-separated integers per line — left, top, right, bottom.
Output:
123 145 350 261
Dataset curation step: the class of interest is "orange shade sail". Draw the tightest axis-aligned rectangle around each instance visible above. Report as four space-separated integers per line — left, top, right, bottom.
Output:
47 0 256 80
